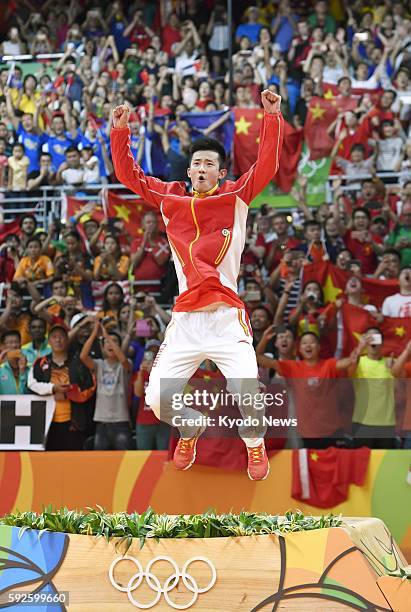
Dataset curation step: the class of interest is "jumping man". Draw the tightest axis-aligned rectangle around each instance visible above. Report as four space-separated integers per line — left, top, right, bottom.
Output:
111 90 284 480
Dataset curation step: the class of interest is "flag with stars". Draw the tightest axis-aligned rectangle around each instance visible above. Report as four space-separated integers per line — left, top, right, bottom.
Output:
303 262 399 309
292 447 370 508
233 108 302 192
304 96 357 160
233 108 263 175
105 190 166 235
342 302 411 357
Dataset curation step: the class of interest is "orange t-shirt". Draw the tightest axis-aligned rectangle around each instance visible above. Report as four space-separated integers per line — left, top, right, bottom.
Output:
50 365 71 423
9 312 31 345
13 255 54 281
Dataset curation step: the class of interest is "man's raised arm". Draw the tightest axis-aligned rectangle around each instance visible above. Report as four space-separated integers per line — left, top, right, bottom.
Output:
229 90 284 205
110 105 183 208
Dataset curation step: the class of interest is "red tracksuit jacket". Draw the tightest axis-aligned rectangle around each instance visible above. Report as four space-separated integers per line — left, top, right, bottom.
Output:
110 111 284 312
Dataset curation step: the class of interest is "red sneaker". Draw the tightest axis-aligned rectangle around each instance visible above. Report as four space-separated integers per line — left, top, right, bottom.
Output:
247 442 270 481
173 427 205 471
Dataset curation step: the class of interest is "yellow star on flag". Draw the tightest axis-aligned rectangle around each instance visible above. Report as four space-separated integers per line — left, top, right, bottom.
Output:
256 136 260 144
309 103 326 120
353 331 362 344
310 452 319 462
235 116 252 135
395 326 406 337
256 112 263 120
324 89 335 100
113 204 130 223
323 274 342 303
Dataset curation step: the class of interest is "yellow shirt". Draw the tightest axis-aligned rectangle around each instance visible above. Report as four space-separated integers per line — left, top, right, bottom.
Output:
93 255 130 280
14 255 54 282
352 355 395 426
10 89 44 128
50 365 71 423
8 155 29 190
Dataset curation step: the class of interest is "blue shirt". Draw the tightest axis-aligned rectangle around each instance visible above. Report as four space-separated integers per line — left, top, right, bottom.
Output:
235 23 262 44
43 134 74 171
272 16 297 52
0 362 28 394
79 135 108 177
17 125 43 173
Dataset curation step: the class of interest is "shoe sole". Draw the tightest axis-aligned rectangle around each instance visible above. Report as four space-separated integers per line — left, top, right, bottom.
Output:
174 425 206 471
247 461 270 481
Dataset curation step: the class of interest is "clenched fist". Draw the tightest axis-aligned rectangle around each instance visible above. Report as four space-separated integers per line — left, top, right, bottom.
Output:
261 90 282 114
112 104 131 128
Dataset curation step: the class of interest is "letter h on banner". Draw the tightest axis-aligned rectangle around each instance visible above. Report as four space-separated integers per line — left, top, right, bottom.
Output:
0 400 47 445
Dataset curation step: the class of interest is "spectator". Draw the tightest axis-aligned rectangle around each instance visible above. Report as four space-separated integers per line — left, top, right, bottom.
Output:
381 267 411 317
80 319 132 450
97 282 125 324
22 316 51 367
7 142 29 191
57 146 84 186
0 284 32 345
134 341 170 450
93 234 129 281
28 324 96 450
391 339 411 449
27 152 57 191
236 7 263 46
385 202 411 266
13 236 54 286
130 211 170 293
0 330 28 394
19 215 37 250
351 330 397 448
81 146 100 184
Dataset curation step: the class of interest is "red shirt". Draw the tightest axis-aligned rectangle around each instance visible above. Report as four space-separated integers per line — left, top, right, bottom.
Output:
344 229 378 274
136 370 160 425
131 234 170 292
266 237 301 272
277 358 345 438
162 24 181 55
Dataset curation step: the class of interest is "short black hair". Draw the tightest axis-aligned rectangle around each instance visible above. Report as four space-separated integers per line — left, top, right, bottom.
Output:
351 143 365 154
26 237 42 248
1 330 21 343
304 220 321 230
65 145 79 155
299 331 320 342
189 137 226 168
353 206 371 220
383 247 401 260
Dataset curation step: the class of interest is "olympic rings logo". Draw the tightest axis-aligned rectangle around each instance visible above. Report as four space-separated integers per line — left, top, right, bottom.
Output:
109 555 217 609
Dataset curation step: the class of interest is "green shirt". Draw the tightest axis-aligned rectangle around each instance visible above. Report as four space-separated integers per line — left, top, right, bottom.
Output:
352 355 395 426
22 339 51 368
386 225 411 266
0 362 28 394
308 13 336 34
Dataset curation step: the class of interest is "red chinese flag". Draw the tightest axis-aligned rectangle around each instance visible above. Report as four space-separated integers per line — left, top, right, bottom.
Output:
342 302 411 356
292 447 370 508
106 190 166 235
233 107 262 175
0 219 21 242
304 96 358 160
65 196 103 223
341 302 376 355
273 121 303 193
302 262 399 309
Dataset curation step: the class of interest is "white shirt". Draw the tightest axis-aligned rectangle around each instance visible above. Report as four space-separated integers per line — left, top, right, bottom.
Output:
82 155 100 184
381 293 411 317
322 64 345 84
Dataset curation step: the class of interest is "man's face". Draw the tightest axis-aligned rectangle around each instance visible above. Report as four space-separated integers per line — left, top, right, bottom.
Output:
381 91 395 109
29 320 46 342
142 213 157 233
52 281 67 297
298 21 309 37
305 224 321 242
8 291 22 312
299 334 320 361
21 217 36 236
52 117 65 135
187 150 227 194
399 268 411 291
275 330 294 356
251 308 270 331
353 211 369 230
22 114 34 131
273 216 287 236
84 221 98 239
336 250 351 270
351 148 364 163
40 155 51 171
3 334 20 351
66 150 80 168
382 254 400 278
361 181 376 201
49 329 68 353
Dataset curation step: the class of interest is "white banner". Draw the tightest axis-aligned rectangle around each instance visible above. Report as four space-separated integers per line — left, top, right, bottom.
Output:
0 395 55 450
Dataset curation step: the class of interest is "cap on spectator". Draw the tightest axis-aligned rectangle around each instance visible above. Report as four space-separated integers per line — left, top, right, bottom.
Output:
49 323 69 336
372 216 387 224
70 313 88 329
146 339 161 349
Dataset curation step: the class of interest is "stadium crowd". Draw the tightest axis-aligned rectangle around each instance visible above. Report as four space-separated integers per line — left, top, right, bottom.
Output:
0 0 411 452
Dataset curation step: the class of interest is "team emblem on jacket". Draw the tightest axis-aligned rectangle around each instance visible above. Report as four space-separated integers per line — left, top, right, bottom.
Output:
222 228 230 236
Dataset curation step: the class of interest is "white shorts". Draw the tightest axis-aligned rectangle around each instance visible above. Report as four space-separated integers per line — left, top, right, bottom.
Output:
145 306 264 440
